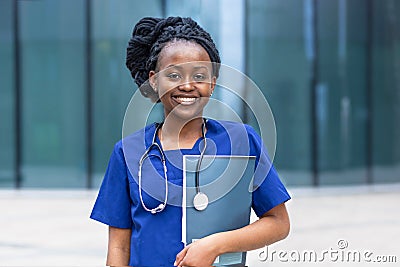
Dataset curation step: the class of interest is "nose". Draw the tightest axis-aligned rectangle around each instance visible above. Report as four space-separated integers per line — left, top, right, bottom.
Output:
178 78 194 91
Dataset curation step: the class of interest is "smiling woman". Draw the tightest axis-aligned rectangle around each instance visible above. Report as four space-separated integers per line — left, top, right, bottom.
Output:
148 41 216 151
90 16 290 267
149 43 215 125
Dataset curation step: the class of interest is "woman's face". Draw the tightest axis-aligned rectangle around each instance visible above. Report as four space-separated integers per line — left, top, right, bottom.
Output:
149 40 216 122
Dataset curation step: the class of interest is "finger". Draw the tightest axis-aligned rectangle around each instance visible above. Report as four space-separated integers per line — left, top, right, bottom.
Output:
177 258 184 267
177 255 187 267
178 255 189 267
174 246 189 266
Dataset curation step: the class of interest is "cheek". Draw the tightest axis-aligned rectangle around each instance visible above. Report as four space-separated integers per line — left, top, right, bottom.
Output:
199 83 213 95
157 80 175 97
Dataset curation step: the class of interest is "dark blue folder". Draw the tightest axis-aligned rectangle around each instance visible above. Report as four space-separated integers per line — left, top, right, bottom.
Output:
182 155 256 266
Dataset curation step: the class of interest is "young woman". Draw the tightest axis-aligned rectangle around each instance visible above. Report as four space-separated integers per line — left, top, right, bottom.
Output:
91 16 290 267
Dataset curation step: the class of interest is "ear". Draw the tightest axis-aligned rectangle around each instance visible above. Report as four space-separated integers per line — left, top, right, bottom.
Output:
210 76 217 95
148 70 158 92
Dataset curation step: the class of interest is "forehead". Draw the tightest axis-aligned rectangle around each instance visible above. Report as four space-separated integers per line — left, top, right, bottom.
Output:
157 40 212 71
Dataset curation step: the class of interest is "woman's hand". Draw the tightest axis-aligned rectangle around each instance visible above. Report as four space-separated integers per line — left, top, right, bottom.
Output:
175 203 290 266
174 234 221 267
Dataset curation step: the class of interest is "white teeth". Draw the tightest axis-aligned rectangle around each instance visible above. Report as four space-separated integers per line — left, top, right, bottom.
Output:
176 97 196 102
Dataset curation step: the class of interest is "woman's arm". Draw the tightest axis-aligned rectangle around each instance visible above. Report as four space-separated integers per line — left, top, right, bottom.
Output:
175 202 290 267
107 226 132 267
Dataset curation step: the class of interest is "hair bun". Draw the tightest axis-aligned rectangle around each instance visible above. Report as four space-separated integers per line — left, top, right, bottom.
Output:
126 17 161 87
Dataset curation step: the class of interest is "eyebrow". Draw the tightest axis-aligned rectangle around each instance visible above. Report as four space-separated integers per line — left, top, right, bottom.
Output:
165 64 210 71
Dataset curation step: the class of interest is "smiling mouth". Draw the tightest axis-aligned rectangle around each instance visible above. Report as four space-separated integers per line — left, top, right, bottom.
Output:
173 96 198 105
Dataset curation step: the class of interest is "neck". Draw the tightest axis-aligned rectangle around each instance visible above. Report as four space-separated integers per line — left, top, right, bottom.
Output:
159 117 204 150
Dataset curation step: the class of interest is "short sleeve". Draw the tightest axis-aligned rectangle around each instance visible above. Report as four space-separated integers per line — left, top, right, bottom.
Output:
245 125 291 217
90 141 133 229
252 164 291 217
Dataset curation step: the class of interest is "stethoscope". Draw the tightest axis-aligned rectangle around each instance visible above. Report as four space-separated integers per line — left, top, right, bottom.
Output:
138 120 209 214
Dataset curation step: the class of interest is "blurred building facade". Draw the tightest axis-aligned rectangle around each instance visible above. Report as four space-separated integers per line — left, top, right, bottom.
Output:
0 0 399 189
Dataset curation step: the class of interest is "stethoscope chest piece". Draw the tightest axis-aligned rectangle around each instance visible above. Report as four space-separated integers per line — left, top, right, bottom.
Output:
193 192 209 211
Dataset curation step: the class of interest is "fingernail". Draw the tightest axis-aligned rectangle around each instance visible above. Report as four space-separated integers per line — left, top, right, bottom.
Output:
173 261 177 266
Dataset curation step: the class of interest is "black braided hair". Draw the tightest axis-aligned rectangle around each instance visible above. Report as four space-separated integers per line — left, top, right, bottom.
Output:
126 16 221 102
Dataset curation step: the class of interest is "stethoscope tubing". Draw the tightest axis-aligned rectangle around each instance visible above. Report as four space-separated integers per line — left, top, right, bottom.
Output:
195 122 207 194
138 120 207 214
138 140 168 214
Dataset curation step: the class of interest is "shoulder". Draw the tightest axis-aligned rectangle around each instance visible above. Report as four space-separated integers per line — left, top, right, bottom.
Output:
207 119 262 155
118 123 157 147
112 123 157 156
207 119 259 138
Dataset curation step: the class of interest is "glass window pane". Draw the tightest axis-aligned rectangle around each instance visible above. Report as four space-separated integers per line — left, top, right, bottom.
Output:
372 0 400 183
92 0 163 187
20 0 86 188
317 0 368 185
247 0 312 186
0 0 15 188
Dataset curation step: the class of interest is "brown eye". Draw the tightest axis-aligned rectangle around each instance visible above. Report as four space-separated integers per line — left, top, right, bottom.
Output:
193 73 207 82
167 73 181 80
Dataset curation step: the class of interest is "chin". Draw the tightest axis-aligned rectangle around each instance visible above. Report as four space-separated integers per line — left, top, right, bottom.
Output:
166 106 204 122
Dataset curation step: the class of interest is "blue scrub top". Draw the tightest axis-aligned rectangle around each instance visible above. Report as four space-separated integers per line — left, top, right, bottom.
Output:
90 119 290 266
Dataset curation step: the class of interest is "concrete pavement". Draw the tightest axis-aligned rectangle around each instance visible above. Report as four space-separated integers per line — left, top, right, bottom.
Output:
0 184 399 266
